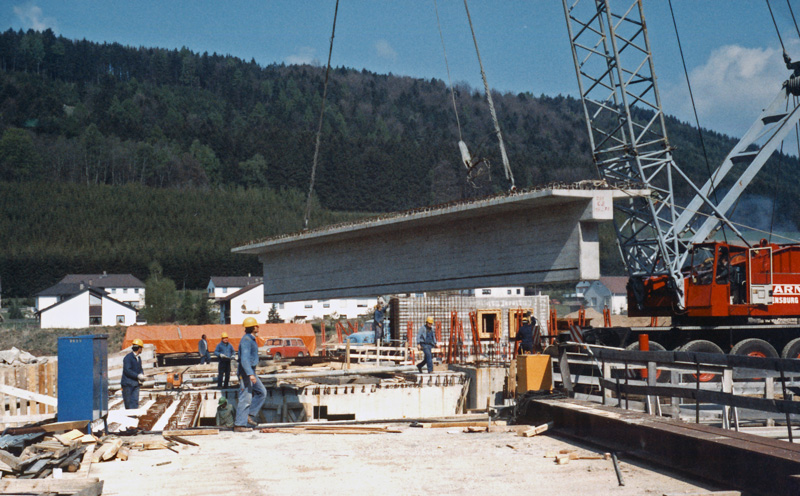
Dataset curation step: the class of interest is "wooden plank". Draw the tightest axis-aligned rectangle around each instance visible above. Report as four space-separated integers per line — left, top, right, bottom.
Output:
161 428 219 437
0 383 58 406
49 360 58 410
38 363 46 414
101 438 123 461
41 420 90 433
28 363 38 416
55 429 86 445
0 478 103 495
0 449 22 471
16 365 27 417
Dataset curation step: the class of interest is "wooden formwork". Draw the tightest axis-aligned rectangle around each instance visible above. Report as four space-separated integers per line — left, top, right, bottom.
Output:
0 360 58 428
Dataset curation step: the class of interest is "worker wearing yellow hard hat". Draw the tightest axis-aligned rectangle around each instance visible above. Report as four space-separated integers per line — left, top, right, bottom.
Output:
214 331 235 388
122 338 146 409
235 317 265 431
416 316 437 373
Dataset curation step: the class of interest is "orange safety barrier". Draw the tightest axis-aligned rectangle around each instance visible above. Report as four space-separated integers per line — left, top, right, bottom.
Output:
469 311 482 356
603 306 612 327
407 320 415 361
122 323 317 356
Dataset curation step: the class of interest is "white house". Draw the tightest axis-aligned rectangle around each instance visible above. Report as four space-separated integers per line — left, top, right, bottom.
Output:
36 273 145 311
207 275 263 300
582 276 629 315
217 283 376 324
38 288 138 329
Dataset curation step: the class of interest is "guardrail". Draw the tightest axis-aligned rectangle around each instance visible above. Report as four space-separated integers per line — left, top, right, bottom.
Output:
554 343 800 441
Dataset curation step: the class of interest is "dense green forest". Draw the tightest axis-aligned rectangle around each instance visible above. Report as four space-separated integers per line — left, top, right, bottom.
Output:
1 28 799 297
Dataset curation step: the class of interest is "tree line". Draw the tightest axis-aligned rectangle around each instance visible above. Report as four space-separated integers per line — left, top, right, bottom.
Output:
1 28 799 297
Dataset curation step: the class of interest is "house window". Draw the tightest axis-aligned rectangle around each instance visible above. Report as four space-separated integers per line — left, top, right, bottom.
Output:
278 303 284 309
323 303 330 308
516 289 521 295
304 304 313 309
357 303 367 308
116 315 125 324
89 316 101 326
507 289 512 295
482 289 492 295
110 288 116 293
591 297 597 306
123 288 128 294
223 288 227 293
134 288 139 294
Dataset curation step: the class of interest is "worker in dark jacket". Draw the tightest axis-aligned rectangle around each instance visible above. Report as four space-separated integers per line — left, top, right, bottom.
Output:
216 396 236 428
198 334 211 364
516 315 536 354
121 338 145 409
372 298 389 344
214 332 235 388
416 316 437 373
235 317 266 432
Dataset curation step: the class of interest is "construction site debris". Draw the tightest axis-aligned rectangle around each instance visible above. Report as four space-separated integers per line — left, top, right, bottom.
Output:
518 421 553 437
260 425 402 435
0 347 46 365
420 420 506 429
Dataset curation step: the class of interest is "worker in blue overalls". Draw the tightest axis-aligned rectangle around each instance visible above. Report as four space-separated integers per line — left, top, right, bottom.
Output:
416 316 437 373
121 338 145 409
372 298 389 344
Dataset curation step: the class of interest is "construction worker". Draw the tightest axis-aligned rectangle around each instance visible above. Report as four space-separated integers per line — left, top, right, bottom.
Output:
235 317 266 432
214 332 235 388
416 316 437 373
215 396 236 428
516 315 536 355
372 298 389 344
198 334 210 364
121 338 146 409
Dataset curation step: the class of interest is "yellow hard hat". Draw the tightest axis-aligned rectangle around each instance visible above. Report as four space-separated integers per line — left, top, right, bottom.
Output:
426 316 434 325
132 338 144 347
221 332 228 338
242 317 259 328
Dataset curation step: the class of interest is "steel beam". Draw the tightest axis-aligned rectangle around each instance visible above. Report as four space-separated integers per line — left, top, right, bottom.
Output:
233 187 646 303
523 398 800 496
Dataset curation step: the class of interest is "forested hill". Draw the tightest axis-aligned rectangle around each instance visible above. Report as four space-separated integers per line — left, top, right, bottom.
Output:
2 28 800 297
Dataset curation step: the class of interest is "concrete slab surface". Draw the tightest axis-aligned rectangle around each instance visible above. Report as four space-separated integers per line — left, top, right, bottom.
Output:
90 425 724 496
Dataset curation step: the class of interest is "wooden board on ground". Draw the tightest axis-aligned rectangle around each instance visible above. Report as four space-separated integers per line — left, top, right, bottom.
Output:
0 477 103 496
161 428 219 437
41 420 90 433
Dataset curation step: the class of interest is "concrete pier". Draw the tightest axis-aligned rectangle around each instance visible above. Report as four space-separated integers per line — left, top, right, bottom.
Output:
233 186 645 302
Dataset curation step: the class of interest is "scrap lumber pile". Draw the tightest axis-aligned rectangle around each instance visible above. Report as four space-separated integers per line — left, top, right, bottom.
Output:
0 429 96 479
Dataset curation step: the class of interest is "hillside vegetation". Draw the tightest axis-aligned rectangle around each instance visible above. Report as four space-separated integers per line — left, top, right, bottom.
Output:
1 28 799 297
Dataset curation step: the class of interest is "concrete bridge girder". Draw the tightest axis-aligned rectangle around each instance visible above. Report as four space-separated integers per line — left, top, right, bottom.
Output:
232 188 646 302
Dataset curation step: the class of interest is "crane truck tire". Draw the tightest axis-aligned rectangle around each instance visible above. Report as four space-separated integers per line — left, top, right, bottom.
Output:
624 341 668 382
730 338 779 359
678 340 724 382
781 337 800 359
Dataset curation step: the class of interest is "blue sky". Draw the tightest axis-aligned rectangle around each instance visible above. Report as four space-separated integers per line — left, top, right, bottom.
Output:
3 1 800 139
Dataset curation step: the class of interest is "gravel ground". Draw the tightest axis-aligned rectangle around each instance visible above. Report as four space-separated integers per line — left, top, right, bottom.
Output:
90 425 726 496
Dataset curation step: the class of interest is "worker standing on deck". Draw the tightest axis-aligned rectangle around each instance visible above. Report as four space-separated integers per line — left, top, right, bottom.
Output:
372 298 389 344
235 317 266 432
198 334 211 364
516 315 536 355
121 338 145 409
214 332 235 388
416 316 437 373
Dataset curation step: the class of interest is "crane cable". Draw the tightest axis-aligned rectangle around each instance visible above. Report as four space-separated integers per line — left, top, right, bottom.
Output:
303 0 340 230
667 0 727 244
433 0 464 143
788 0 800 37
462 0 515 190
767 0 786 51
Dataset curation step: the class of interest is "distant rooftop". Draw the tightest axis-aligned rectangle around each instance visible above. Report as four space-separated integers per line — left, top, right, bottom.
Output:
59 273 144 288
210 276 263 287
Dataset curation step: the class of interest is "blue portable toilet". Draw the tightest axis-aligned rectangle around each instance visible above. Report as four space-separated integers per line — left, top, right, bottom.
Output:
57 334 108 423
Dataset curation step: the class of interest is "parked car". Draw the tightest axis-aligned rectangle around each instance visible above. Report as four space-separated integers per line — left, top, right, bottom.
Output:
261 337 310 359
